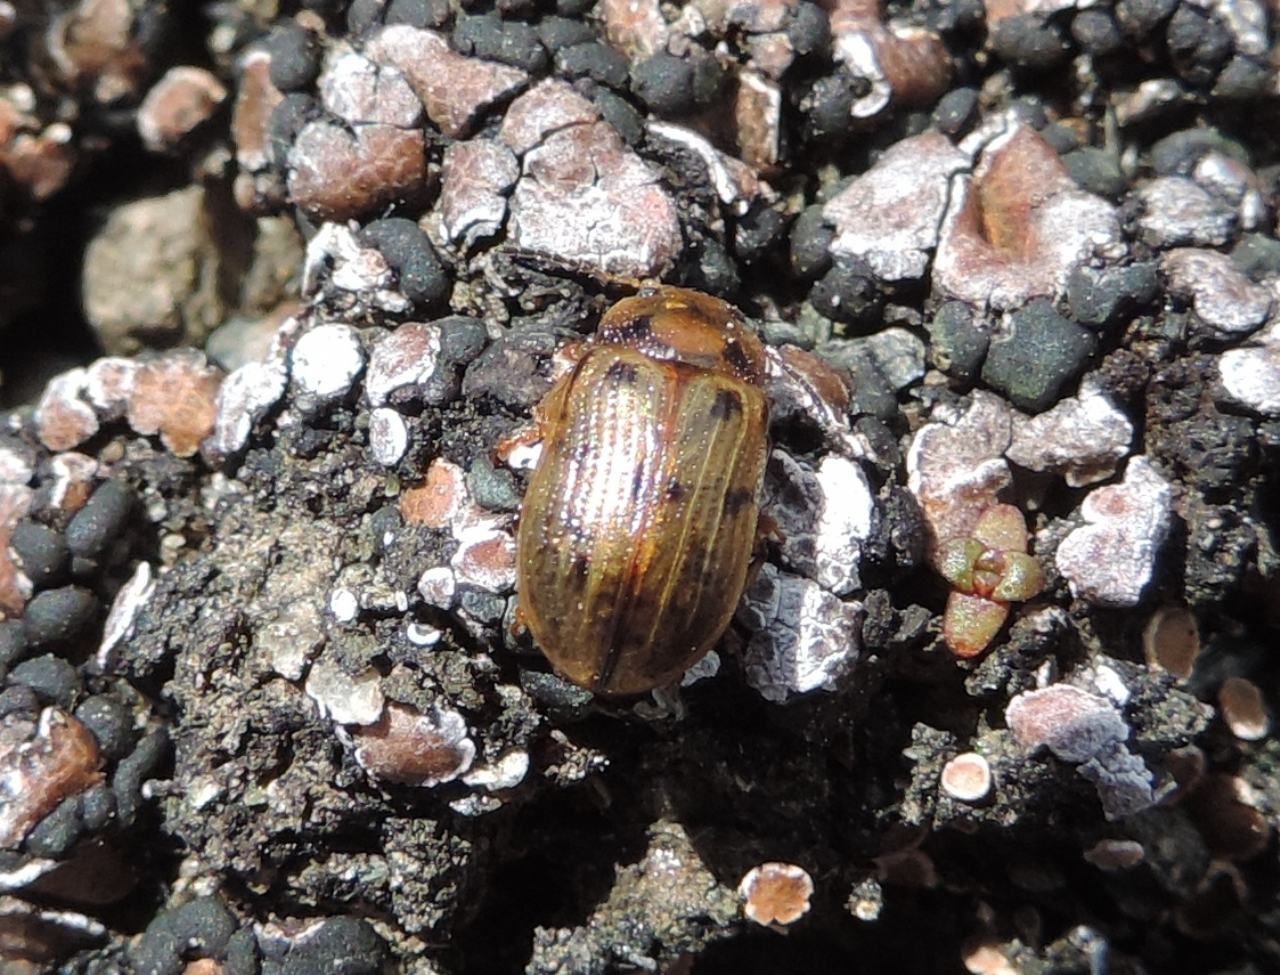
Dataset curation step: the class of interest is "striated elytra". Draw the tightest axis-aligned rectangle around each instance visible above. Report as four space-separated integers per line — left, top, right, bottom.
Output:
514 287 770 695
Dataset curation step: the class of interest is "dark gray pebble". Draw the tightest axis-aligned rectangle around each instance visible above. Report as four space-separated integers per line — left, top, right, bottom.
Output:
459 590 506 623
538 15 596 51
468 455 522 513
1165 5 1232 87
593 89 645 145
1062 147 1127 199
9 520 69 588
789 205 834 281
981 299 1097 412
266 24 322 92
1151 127 1248 175
735 204 788 266
556 42 630 89
0 685 38 717
131 896 237 975
555 0 594 14
1071 9 1124 56
463 331 558 409
279 917 390 975
0 621 27 674
67 480 133 561
1214 56 1274 99
388 0 450 27
520 668 595 722
631 53 696 116
1114 0 1178 37
1039 122 1081 155
810 259 883 330
453 14 548 73
22 585 98 649
79 783 117 832
113 727 170 828
760 318 813 349
1066 263 1160 328
76 694 136 760
23 795 82 859
932 87 979 137
927 301 990 382
788 2 831 55
803 72 858 142
989 15 1069 69
9 654 81 707
1231 234 1280 280
346 0 385 33
359 218 449 310
268 94 318 170
689 237 740 297
224 930 260 975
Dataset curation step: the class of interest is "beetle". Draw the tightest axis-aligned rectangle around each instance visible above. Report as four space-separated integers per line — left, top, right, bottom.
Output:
510 286 771 695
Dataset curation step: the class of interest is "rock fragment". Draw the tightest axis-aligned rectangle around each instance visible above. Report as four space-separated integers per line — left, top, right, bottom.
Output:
82 186 234 355
368 408 409 467
34 370 98 453
823 132 969 281
737 565 862 702
365 25 529 137
205 356 289 463
499 81 682 278
933 124 1125 310
906 392 1012 559
762 450 875 595
352 701 475 786
828 0 952 119
1162 248 1273 336
1218 322 1280 416
126 351 224 457
1134 177 1236 248
439 139 520 247
137 66 227 152
0 708 102 850
1055 456 1173 608
1006 683 1155 820
1007 385 1133 485
290 323 365 407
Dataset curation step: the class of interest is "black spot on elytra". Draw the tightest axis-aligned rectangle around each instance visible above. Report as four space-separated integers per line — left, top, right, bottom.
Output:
723 487 754 515
631 468 647 499
723 340 754 376
605 360 640 384
665 478 686 501
709 388 743 419
610 315 654 345
571 554 591 578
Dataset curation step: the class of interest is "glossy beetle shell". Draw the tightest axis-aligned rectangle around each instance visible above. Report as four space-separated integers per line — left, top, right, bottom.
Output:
516 287 770 695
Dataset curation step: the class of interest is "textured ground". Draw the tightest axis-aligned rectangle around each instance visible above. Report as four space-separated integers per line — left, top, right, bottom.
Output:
0 0 1278 972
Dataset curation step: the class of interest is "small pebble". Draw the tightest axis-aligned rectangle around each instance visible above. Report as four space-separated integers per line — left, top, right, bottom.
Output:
981 299 1097 413
369 408 410 467
266 24 323 92
359 218 449 309
631 53 695 116
66 480 134 560
23 586 99 649
75 695 136 760
9 654 81 707
8 520 69 588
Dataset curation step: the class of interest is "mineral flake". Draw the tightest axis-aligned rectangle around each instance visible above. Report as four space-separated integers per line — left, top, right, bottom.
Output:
1055 456 1173 608
737 564 862 702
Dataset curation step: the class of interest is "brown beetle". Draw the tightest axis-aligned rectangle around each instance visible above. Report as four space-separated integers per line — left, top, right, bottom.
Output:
511 287 770 695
